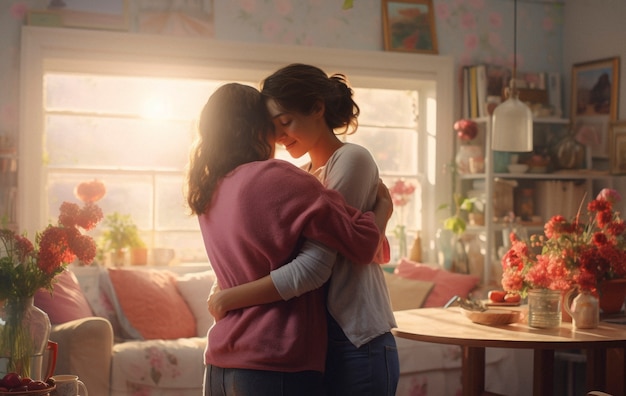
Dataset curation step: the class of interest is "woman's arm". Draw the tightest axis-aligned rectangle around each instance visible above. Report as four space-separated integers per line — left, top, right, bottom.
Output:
208 240 335 320
208 186 392 320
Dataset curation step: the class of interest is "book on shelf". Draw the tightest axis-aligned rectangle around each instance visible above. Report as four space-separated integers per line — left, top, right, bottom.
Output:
462 64 511 118
547 72 563 117
462 64 561 119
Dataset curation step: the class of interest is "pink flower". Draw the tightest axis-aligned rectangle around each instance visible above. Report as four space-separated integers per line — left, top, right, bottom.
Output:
488 12 502 29
389 179 416 207
460 12 476 30
597 188 621 204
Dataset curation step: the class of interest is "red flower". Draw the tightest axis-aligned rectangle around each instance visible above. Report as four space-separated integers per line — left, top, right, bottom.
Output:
0 201 103 300
501 188 626 295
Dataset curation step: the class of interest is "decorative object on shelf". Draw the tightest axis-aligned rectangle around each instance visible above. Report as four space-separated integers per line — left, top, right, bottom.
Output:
501 188 626 303
597 278 626 314
491 0 533 152
527 289 562 328
515 188 535 222
506 163 529 174
554 131 586 170
98 212 146 266
0 201 101 378
453 119 482 175
388 179 416 261
608 120 626 175
564 288 599 329
455 145 483 175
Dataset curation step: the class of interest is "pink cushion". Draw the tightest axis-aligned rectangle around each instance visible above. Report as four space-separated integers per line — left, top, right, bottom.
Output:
394 259 480 307
35 269 93 324
108 268 196 340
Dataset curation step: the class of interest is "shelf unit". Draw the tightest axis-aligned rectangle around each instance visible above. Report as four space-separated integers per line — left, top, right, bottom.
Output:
456 116 617 285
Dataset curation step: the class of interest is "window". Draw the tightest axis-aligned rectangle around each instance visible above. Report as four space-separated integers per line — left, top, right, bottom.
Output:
20 26 454 264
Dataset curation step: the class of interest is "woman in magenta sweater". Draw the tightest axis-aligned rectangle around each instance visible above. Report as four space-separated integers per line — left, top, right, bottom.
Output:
186 83 391 396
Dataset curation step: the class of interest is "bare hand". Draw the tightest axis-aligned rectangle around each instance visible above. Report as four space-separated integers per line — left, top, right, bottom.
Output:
376 179 393 221
207 283 228 321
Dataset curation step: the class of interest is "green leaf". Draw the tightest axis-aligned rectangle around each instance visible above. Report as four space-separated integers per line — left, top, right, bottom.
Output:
342 0 354 10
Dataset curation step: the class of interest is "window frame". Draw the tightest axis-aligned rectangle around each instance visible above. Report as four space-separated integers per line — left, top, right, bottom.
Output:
20 26 454 264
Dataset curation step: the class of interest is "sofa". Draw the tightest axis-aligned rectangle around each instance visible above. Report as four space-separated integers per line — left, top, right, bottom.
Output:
34 260 531 396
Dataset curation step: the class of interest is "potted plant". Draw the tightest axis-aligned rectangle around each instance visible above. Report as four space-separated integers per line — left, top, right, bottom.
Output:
98 212 146 266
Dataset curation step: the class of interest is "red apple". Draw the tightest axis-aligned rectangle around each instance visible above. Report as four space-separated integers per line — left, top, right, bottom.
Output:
1 373 22 389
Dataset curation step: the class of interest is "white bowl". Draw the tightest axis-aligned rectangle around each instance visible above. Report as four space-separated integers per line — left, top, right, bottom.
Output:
507 164 529 174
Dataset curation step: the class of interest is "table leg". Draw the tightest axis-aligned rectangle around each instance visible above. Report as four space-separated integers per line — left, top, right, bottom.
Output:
533 349 554 396
462 346 485 396
605 347 625 395
586 348 606 391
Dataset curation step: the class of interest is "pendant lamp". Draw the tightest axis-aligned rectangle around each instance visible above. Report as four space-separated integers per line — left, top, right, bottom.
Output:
491 0 533 152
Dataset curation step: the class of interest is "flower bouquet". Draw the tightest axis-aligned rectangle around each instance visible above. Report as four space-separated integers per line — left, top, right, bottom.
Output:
501 188 626 297
388 179 416 259
0 201 103 377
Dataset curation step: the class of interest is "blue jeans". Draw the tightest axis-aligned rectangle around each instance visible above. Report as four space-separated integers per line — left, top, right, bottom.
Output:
324 316 400 396
204 365 325 396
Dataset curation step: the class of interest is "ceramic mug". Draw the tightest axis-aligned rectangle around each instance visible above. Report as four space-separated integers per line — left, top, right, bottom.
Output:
51 374 88 396
152 247 175 266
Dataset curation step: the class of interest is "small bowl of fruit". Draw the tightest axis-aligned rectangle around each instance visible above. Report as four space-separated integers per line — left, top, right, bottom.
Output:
487 290 522 306
0 373 55 395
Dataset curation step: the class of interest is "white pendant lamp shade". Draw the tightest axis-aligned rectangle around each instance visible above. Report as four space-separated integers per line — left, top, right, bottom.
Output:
490 0 533 153
491 93 533 152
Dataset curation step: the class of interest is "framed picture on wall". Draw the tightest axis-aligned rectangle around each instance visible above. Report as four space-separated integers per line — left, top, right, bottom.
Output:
571 57 620 158
29 0 130 31
609 121 626 174
382 0 438 54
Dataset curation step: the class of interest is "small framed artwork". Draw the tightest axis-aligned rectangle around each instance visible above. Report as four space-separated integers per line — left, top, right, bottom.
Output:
609 121 626 174
382 0 438 54
571 57 620 158
33 0 130 31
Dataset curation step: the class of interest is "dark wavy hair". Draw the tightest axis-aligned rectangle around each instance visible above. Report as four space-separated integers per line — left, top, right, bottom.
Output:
186 83 274 215
260 63 360 135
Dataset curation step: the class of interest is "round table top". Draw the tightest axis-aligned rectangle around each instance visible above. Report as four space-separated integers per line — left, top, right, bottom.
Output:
392 307 626 350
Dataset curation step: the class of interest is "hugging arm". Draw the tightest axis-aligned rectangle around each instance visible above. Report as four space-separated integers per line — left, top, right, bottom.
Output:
208 185 392 320
208 240 335 320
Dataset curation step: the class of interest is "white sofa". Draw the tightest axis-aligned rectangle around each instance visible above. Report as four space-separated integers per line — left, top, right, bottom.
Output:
39 263 531 396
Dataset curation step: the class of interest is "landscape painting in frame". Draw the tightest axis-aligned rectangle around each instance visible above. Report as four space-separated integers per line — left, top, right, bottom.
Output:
382 0 438 54
571 57 620 158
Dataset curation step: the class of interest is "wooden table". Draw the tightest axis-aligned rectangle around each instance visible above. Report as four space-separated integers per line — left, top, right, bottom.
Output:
392 307 626 396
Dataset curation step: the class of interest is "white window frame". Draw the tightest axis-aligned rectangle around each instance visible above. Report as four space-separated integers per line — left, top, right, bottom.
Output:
20 26 454 264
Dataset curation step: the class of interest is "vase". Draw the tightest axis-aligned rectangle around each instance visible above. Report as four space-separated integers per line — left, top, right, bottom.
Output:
394 225 408 261
598 278 626 314
435 228 455 270
527 289 562 328
455 145 483 175
408 232 422 262
564 289 599 329
0 297 52 380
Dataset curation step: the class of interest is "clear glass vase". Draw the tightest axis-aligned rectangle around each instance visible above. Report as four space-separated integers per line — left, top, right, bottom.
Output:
0 297 52 380
528 289 562 329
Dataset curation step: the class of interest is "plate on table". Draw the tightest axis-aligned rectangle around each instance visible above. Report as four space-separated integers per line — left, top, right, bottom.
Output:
460 308 521 326
485 301 521 307
0 385 55 396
